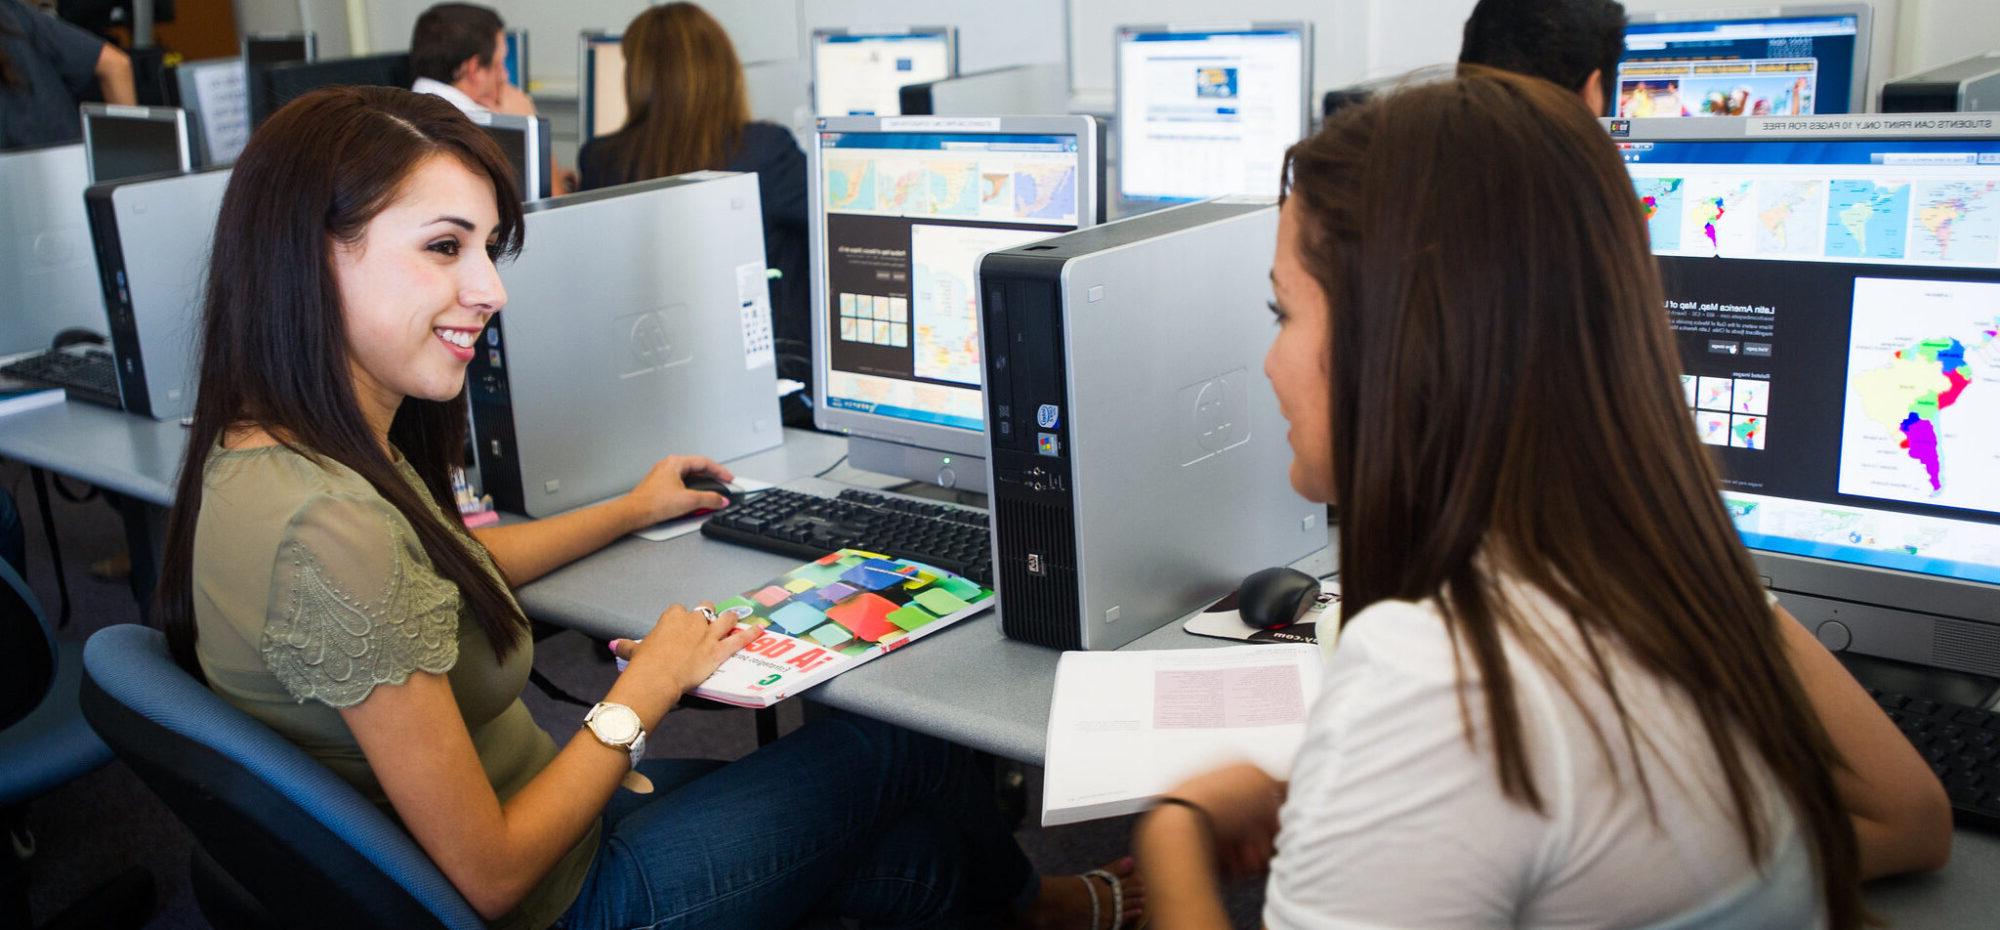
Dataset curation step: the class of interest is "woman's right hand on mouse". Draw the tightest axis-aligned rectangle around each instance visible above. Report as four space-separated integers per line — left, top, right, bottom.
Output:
611 603 762 698
619 455 735 528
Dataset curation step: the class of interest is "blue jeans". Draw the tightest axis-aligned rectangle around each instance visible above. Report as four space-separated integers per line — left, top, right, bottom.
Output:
556 713 1035 930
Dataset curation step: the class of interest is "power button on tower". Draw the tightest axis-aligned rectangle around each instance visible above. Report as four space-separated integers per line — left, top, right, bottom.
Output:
1815 620 1851 652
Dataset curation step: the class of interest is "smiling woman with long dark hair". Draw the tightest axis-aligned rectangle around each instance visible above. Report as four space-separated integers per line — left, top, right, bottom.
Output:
158 86 1140 930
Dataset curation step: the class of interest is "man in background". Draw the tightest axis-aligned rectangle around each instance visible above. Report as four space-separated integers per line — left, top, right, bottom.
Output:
1458 0 1629 115
408 1 531 116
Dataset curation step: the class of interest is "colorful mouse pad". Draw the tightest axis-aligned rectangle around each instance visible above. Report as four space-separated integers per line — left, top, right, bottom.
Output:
693 549 996 708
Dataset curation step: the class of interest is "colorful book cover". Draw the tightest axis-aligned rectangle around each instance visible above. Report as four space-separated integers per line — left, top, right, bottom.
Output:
690 548 995 708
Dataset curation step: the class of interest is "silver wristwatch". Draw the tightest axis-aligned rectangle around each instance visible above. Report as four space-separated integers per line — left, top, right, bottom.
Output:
582 702 646 769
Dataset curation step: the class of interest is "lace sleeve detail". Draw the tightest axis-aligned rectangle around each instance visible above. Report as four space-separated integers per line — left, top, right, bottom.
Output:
261 492 463 709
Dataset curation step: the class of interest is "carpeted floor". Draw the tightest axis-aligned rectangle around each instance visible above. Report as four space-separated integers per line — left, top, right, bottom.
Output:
7 458 1266 928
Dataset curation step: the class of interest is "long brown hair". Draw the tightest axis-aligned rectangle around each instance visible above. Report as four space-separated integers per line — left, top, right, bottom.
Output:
1283 68 1861 927
159 86 529 676
604 2 748 181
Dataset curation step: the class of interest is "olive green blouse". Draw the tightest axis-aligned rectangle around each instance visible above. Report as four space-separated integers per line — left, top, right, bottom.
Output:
191 444 597 930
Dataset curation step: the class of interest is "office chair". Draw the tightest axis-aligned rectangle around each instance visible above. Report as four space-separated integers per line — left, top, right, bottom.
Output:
79 624 485 930
0 561 153 929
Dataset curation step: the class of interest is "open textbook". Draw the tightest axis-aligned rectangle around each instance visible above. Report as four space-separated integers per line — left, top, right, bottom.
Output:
1042 644 1324 826
687 549 995 708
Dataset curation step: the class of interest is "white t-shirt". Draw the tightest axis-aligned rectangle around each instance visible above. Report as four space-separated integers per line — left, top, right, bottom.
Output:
1264 579 1823 929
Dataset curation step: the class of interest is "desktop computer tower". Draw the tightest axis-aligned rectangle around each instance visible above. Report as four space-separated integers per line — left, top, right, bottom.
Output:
0 144 104 355
1880 52 2000 113
82 167 230 420
979 199 1326 650
468 171 783 518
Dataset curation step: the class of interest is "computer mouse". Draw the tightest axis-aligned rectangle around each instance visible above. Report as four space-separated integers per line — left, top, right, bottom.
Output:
1238 566 1322 631
683 475 738 514
51 328 106 350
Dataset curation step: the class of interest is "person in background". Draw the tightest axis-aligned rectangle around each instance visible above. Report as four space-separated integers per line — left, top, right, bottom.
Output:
159 85 1139 930
1132 69 1950 929
409 2 528 117
577 2 812 423
0 0 133 149
1458 0 1627 115
408 2 571 193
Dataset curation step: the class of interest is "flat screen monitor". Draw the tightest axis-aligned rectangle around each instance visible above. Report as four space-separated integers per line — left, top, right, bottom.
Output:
811 28 957 117
470 111 549 201
242 32 315 69
1618 6 1871 118
1115 23 1311 205
1612 114 2000 674
811 115 1100 482
80 104 190 183
173 57 248 166
579 32 625 143
242 32 316 128
505 29 529 89
261 53 412 119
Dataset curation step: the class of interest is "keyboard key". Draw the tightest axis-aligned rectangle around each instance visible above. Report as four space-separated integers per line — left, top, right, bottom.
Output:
1906 699 1941 717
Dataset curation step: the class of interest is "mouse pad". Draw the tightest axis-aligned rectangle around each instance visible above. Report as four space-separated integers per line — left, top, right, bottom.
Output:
1183 578 1340 647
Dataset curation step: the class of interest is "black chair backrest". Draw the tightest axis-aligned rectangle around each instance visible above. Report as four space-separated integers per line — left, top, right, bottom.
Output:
0 561 55 732
79 627 461 930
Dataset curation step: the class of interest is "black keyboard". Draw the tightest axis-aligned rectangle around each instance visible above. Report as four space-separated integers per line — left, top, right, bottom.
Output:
1874 688 2000 830
1 346 120 408
702 487 993 585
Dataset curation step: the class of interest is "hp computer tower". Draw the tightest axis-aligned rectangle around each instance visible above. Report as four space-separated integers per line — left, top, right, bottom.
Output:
469 172 783 518
1880 52 2000 113
979 199 1327 650
82 167 229 420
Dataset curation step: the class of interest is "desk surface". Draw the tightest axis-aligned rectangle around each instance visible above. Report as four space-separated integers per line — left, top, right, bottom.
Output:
513 427 2000 926
0 400 185 505
5 406 1990 922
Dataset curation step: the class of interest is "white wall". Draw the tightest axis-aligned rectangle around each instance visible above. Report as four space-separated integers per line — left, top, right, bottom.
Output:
285 0 1996 108
345 0 1061 95
1894 0 2000 80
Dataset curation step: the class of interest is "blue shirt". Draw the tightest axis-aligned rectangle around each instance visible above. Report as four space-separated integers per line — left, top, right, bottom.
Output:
0 2 106 149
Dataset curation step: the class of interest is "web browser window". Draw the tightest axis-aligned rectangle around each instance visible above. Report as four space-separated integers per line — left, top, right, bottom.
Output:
1116 28 1306 202
1624 136 2000 583
819 130 1082 432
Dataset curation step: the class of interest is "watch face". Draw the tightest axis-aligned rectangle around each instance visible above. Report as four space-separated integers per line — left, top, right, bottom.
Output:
591 705 641 744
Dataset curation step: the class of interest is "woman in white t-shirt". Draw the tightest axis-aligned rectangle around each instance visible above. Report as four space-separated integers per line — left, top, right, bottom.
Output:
1131 68 1952 930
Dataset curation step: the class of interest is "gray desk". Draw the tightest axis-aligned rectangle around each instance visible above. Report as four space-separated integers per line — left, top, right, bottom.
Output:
0 399 183 506
514 428 2000 928
0 399 186 614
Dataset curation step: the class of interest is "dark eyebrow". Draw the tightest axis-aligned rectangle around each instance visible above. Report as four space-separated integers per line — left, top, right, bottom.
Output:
427 216 476 232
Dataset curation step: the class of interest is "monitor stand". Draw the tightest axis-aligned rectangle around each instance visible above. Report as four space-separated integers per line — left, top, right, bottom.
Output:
847 435 988 497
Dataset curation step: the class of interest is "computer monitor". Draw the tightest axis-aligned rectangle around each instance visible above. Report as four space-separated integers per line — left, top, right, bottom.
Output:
469 111 550 201
1610 114 2000 676
504 29 529 90
242 32 316 128
1618 5 1872 118
899 63 1069 117
810 115 1101 492
578 32 625 144
242 32 316 69
172 57 248 167
259 52 413 122
811 28 957 117
79 104 190 183
1114 23 1311 206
